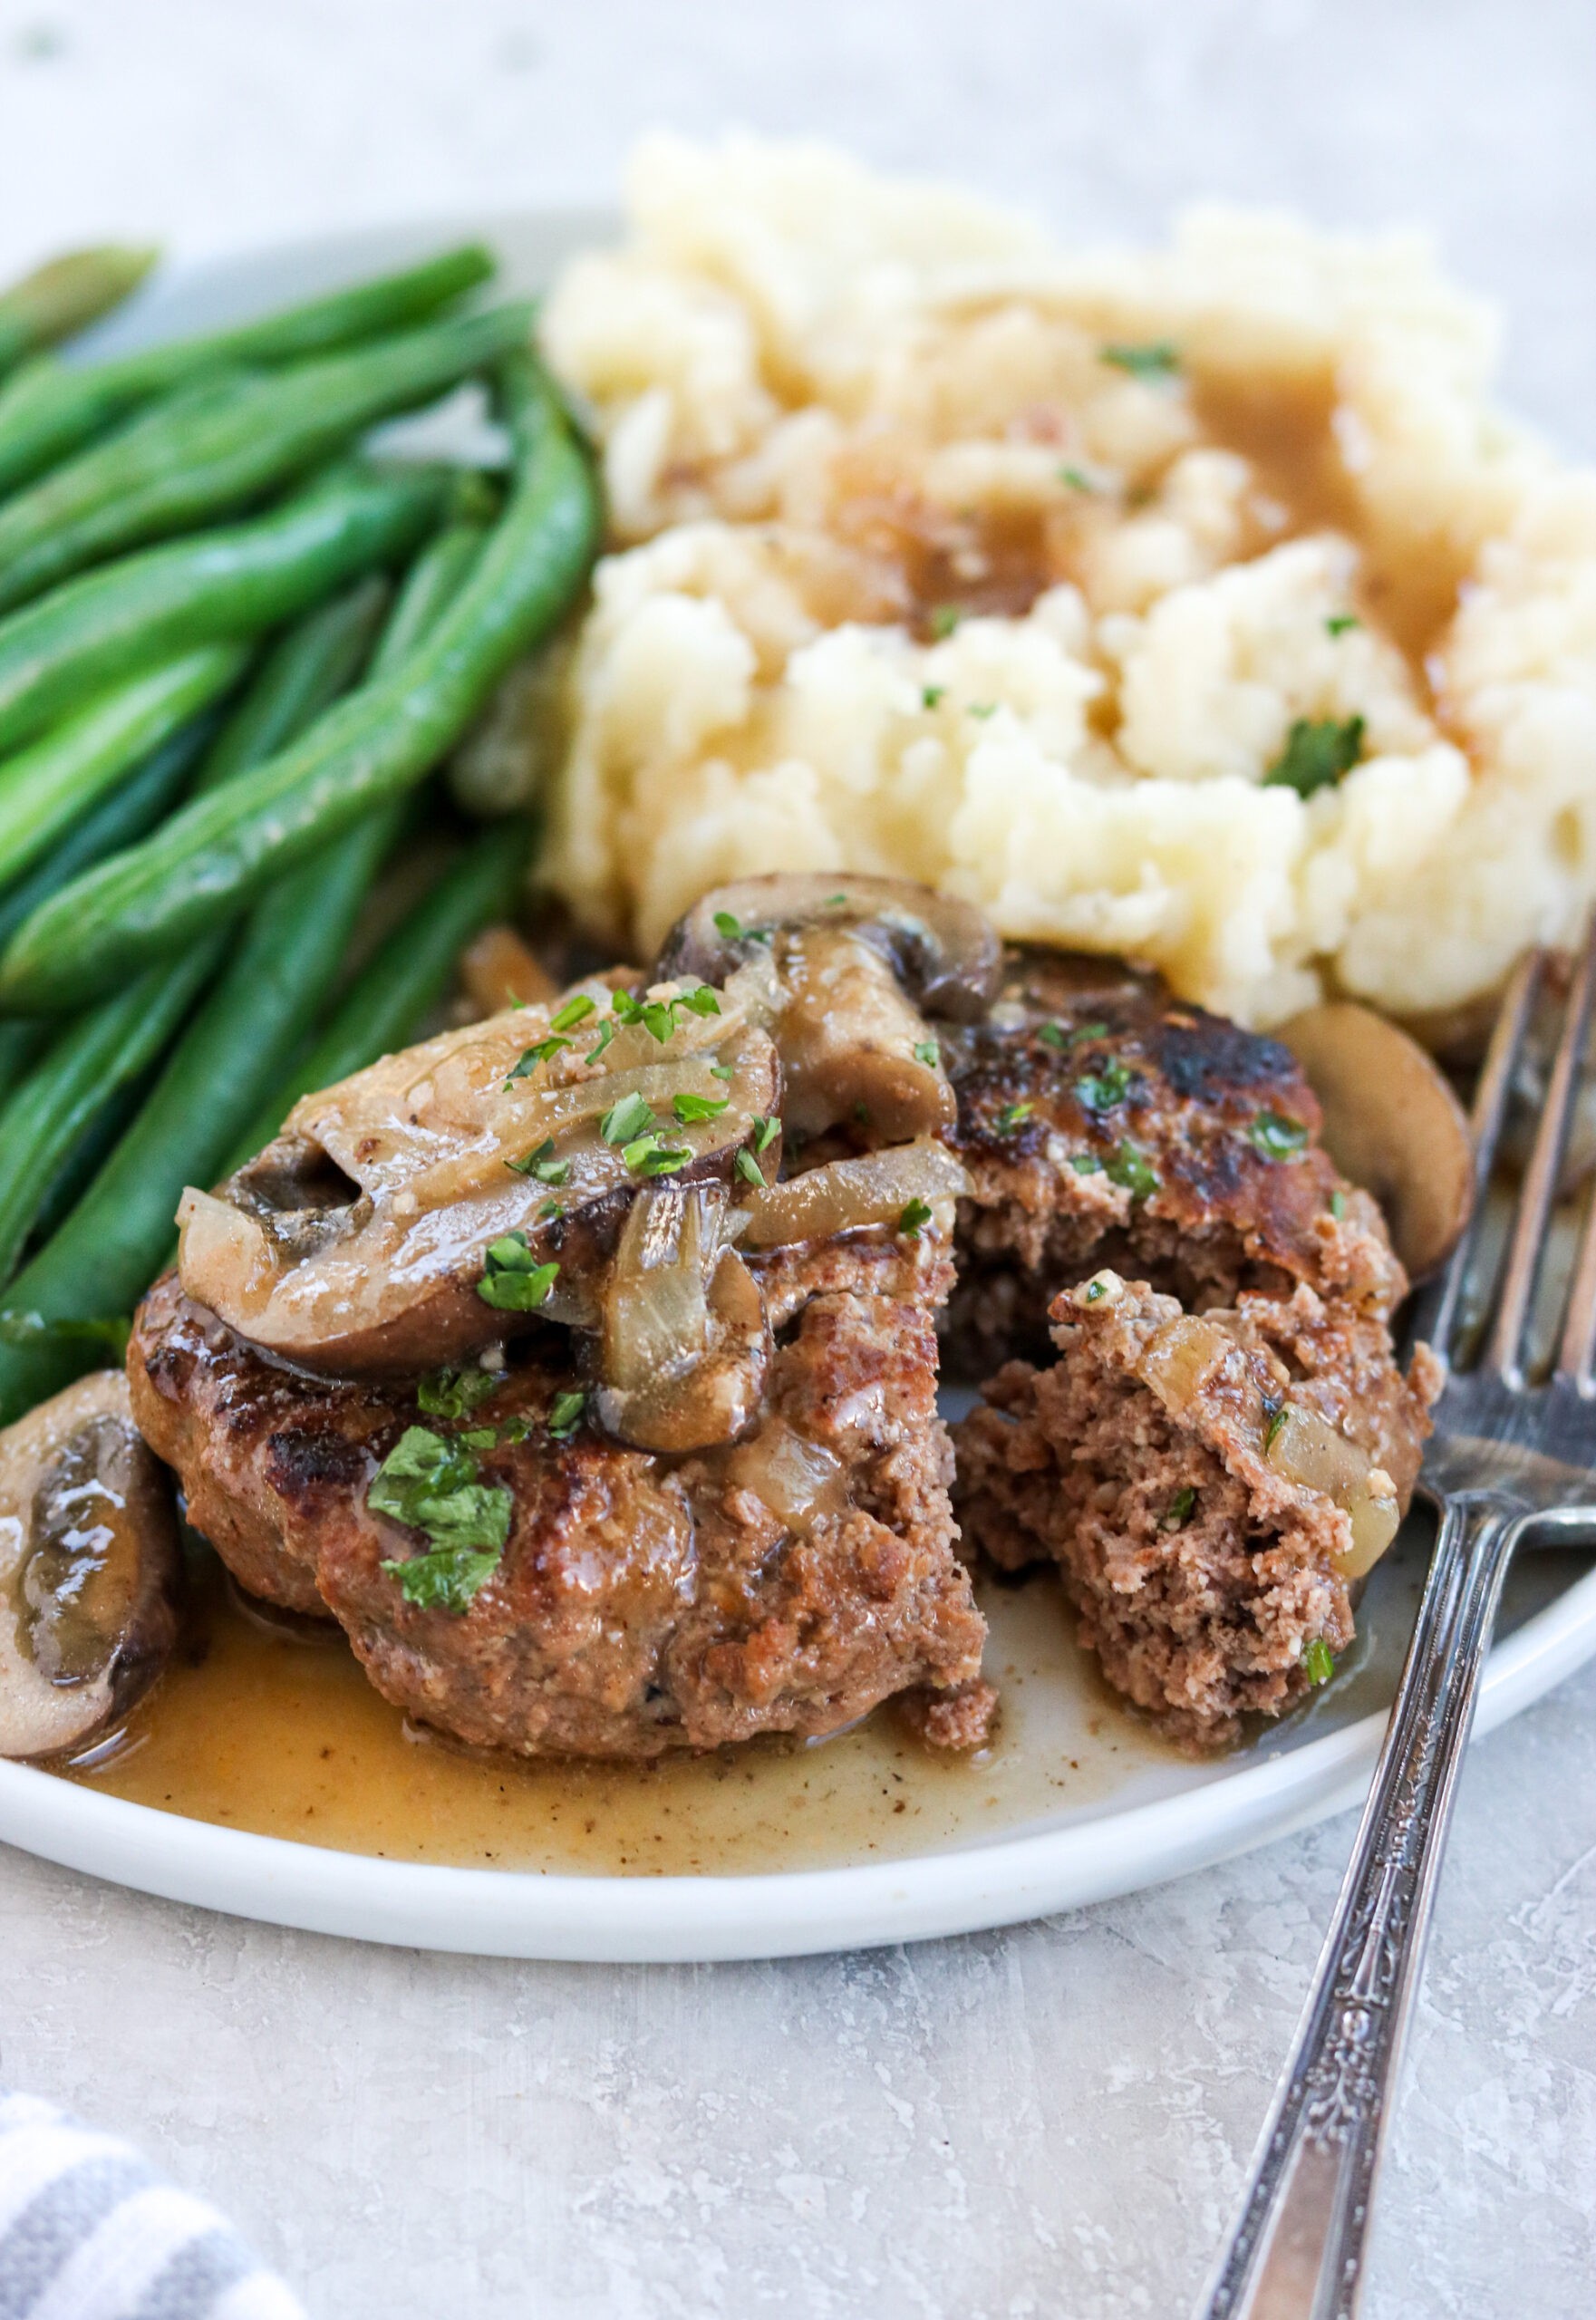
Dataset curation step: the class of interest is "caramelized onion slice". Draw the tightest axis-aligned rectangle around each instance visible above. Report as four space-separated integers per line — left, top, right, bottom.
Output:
736 1138 972 1250
0 1372 181 1761
1279 1001 1472 1281
658 875 1001 1023
596 1184 770 1453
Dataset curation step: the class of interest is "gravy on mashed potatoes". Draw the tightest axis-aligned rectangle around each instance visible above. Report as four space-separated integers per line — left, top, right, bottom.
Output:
516 135 1594 1031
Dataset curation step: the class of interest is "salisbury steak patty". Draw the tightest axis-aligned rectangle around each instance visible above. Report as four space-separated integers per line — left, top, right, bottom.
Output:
130 1261 989 1759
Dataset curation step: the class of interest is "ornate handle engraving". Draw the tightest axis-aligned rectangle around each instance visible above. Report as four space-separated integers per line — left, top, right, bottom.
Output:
1197 1493 1522 2320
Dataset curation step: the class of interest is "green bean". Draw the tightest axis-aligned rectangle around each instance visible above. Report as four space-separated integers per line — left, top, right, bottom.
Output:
0 942 220 1288
0 358 597 1012
0 459 449 759
364 519 488 681
0 242 493 496
0 1021 46 1110
195 575 390 792
0 246 157 377
0 643 249 890
0 705 218 961
228 814 534 1167
0 302 533 613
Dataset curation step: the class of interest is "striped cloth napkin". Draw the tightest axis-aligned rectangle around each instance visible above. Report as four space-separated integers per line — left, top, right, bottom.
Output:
0 2094 306 2320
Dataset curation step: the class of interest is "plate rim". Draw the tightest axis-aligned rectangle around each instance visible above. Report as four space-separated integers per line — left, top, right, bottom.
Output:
6 1560 1594 1962
5 213 1595 1962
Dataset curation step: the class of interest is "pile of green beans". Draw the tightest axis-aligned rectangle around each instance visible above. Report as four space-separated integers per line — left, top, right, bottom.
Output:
0 237 600 1421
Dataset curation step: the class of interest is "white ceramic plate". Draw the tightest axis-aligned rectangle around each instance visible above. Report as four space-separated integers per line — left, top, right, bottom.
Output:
2 218 1594 1963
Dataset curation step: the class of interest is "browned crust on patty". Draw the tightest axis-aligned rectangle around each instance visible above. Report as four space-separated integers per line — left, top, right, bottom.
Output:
943 957 1405 1373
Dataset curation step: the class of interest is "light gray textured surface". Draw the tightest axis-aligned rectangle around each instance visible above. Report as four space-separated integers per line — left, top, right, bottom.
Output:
0 4 1593 2315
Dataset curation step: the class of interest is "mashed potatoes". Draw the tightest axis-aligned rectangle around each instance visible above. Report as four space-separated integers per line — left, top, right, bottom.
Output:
533 135 1596 1029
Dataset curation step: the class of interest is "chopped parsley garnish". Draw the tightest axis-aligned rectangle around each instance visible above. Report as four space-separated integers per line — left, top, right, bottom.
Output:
538 1197 562 1218
1164 1485 1196 1531
1077 1058 1133 1112
1251 1111 1309 1161
623 1133 692 1176
968 701 997 720
752 1115 781 1154
1069 1152 1105 1174
1104 1140 1158 1200
735 1147 767 1188
922 684 946 710
506 1137 569 1184
928 604 963 640
477 1233 560 1312
825 893 848 906
1265 1405 1289 1452
1302 1638 1335 1686
1325 614 1360 637
1263 714 1366 798
612 983 722 1043
585 1018 616 1064
710 1061 735 1081
1083 1278 1108 1303
371 1426 512 1612
505 1033 568 1083
1038 1022 1069 1050
1100 340 1179 382
1058 464 1094 491
548 993 595 1033
1329 1189 1347 1221
417 1365 500 1419
898 1197 933 1241
914 1039 940 1067
672 1089 730 1124
711 912 770 947
600 1090 655 1146
547 1389 587 1440
995 1100 1033 1134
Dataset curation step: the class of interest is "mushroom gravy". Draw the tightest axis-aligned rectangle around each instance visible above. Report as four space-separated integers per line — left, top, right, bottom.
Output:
59 1551 1175 1874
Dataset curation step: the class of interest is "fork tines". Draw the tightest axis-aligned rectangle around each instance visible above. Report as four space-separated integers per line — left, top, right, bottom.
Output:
1413 914 1596 1389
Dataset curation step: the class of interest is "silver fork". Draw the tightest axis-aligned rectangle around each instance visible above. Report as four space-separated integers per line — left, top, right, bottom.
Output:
1197 923 1596 2320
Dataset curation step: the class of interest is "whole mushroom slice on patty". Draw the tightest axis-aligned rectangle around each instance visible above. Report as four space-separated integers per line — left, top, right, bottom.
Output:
176 968 781 1378
0 1370 182 1760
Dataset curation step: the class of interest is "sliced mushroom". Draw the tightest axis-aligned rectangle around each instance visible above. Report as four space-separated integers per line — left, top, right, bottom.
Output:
657 875 1003 1024
0 1371 181 1761
177 978 781 1375
770 925 955 1142
1278 1001 1473 1280
595 1181 770 1453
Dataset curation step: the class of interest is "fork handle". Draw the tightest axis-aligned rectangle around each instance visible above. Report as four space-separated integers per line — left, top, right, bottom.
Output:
1196 1490 1523 2320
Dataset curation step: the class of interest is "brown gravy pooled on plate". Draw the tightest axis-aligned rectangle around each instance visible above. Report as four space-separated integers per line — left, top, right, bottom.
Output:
58 1552 1171 1876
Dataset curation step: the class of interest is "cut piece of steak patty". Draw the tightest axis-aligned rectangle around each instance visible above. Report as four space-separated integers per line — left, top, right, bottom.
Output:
943 949 1439 1748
